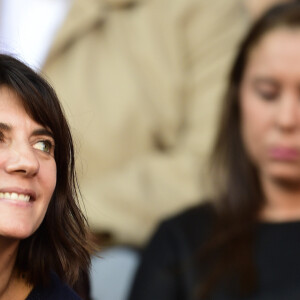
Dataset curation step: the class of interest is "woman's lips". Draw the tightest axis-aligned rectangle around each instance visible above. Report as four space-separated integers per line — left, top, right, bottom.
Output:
0 188 36 207
269 147 300 160
0 187 36 201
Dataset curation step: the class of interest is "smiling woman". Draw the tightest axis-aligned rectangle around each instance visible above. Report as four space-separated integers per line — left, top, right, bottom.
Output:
0 55 92 300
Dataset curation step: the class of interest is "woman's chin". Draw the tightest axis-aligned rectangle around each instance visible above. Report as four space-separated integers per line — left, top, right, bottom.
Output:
0 225 36 241
264 165 300 186
270 173 300 189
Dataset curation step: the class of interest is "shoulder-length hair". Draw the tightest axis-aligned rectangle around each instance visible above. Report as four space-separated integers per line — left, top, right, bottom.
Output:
201 2 300 297
0 54 92 288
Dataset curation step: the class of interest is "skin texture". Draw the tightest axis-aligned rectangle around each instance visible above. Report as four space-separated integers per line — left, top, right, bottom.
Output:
0 86 57 299
240 28 300 220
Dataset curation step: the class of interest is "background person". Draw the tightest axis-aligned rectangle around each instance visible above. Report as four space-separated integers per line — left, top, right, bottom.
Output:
128 2 300 299
0 54 92 300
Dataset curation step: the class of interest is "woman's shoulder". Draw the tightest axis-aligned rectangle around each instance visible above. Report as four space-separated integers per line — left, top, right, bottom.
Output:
165 201 215 225
152 201 216 252
128 202 216 300
26 272 81 300
161 201 215 232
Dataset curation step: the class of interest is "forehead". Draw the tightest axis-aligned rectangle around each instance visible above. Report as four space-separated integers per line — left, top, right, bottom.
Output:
0 86 43 128
246 27 300 79
0 86 25 110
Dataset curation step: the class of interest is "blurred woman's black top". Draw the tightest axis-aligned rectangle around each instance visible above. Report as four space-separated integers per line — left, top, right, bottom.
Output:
26 272 81 300
128 203 300 300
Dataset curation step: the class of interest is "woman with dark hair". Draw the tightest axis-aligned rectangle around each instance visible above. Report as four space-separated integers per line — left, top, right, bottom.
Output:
128 2 300 299
0 54 92 299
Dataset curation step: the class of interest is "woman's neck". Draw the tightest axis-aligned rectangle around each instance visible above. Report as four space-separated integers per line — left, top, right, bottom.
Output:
0 238 31 300
260 176 300 222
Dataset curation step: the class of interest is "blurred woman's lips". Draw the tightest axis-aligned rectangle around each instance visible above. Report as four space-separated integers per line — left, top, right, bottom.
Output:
269 147 300 160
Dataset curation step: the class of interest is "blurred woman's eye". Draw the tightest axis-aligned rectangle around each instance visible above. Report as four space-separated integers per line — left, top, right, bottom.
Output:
256 88 279 101
33 140 54 154
252 78 280 101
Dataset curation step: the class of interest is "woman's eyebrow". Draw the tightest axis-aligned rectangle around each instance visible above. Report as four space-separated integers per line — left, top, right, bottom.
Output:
253 77 279 86
32 128 54 139
0 123 54 138
0 122 12 132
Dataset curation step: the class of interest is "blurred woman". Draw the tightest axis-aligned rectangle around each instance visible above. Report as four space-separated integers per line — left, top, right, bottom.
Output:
0 55 92 299
128 2 300 299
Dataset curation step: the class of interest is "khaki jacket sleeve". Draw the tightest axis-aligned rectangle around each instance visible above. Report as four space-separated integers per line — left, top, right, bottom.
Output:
84 0 248 246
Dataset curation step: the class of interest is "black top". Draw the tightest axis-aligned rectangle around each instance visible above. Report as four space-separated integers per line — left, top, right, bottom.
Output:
128 203 300 300
26 272 81 300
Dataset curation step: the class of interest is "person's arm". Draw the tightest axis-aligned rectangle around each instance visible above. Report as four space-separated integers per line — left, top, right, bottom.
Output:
85 0 248 246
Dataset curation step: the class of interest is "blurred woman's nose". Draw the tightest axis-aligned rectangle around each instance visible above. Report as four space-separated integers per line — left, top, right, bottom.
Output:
275 93 300 131
5 142 40 176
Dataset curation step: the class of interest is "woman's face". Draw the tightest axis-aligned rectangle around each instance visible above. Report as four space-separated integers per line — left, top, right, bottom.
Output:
0 86 56 240
240 27 300 184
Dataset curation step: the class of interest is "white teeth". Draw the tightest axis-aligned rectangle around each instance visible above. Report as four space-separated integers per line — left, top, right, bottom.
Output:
0 192 30 202
11 193 18 200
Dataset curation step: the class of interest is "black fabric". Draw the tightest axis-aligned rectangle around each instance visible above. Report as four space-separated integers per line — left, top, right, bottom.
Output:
26 272 81 300
128 203 300 300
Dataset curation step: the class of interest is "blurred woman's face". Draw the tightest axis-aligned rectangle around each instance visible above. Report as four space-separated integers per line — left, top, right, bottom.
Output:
0 86 56 240
240 27 300 184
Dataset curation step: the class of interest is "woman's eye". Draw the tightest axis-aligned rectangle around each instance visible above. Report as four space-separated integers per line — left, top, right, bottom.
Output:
33 140 53 154
256 89 279 101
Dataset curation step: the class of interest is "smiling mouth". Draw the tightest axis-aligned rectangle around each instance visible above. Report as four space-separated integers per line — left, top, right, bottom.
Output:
0 192 31 202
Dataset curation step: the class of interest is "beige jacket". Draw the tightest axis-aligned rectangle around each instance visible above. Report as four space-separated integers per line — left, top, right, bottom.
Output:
43 0 248 245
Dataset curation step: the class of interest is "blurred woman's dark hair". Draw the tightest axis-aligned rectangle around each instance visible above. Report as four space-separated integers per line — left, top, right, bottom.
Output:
200 2 300 297
0 54 93 296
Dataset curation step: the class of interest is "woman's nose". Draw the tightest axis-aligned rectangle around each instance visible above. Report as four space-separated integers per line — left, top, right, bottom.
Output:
275 95 300 131
5 143 40 176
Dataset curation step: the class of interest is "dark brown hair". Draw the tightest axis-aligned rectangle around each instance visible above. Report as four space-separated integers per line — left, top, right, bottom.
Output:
0 55 93 289
200 2 300 297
